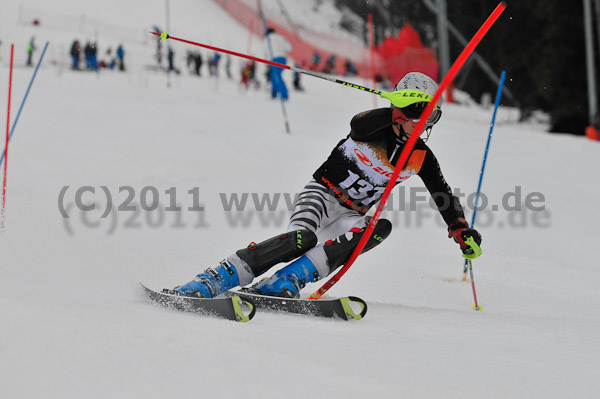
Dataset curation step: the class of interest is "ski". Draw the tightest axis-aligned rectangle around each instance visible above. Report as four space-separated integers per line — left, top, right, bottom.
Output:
227 290 368 320
140 283 256 322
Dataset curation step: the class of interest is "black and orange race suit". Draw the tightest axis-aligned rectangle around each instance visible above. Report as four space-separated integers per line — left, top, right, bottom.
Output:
312 108 465 226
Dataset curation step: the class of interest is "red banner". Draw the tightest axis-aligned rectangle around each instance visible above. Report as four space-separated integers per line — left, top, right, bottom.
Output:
213 0 438 85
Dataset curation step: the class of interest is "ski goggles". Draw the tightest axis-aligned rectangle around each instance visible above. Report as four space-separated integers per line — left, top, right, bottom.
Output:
395 102 442 126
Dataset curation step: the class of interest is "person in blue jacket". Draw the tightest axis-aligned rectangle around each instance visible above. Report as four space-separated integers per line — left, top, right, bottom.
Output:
264 27 292 100
116 44 125 71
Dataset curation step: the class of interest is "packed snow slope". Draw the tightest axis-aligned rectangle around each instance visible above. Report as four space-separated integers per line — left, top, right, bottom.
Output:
1 1 599 398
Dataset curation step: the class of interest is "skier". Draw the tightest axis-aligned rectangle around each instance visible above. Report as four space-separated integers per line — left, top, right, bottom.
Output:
172 72 482 299
264 27 291 100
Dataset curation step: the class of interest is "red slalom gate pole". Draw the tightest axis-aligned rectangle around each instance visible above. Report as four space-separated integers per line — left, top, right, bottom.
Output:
309 2 507 300
1 44 15 228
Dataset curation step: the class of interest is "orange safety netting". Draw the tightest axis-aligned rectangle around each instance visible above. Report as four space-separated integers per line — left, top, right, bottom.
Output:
213 0 438 85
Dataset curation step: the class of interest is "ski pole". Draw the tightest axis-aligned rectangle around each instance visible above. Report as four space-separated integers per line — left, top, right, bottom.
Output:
150 31 430 109
466 241 481 311
309 2 507 300
0 42 48 168
257 0 290 133
462 70 506 281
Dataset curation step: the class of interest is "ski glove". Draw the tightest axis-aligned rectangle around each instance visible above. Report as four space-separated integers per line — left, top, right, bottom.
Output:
448 218 482 259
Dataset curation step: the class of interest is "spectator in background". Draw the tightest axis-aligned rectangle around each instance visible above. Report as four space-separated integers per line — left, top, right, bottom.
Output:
27 36 36 66
98 47 114 69
225 55 232 79
344 58 358 76
310 51 321 71
70 39 81 70
186 50 194 71
167 46 180 74
293 63 304 92
241 61 252 89
240 60 260 90
91 42 99 70
116 44 125 71
323 53 336 74
248 60 258 88
168 47 174 72
84 41 98 71
84 42 92 69
209 52 221 76
187 51 203 76
375 73 392 90
264 27 291 100
193 52 203 76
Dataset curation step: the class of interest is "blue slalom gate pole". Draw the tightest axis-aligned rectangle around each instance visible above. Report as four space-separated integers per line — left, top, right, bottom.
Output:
257 0 291 133
0 41 49 167
463 70 507 281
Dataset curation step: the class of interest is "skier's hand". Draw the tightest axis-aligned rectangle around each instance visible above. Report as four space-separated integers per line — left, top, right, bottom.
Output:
448 218 482 259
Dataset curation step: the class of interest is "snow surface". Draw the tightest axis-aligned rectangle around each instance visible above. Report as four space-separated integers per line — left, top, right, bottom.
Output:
1 1 600 398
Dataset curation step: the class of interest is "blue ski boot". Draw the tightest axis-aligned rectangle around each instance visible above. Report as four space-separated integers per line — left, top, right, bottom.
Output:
250 255 319 298
174 259 241 298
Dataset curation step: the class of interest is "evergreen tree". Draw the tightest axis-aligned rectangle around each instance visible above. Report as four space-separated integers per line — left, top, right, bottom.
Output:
338 0 596 135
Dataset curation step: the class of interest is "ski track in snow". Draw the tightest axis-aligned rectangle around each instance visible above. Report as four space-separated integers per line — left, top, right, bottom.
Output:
1 1 599 398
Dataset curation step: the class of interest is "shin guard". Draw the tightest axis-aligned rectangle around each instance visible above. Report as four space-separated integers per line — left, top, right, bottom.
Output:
235 229 318 277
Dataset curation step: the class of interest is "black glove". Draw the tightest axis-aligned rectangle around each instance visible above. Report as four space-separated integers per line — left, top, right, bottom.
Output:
448 218 482 259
